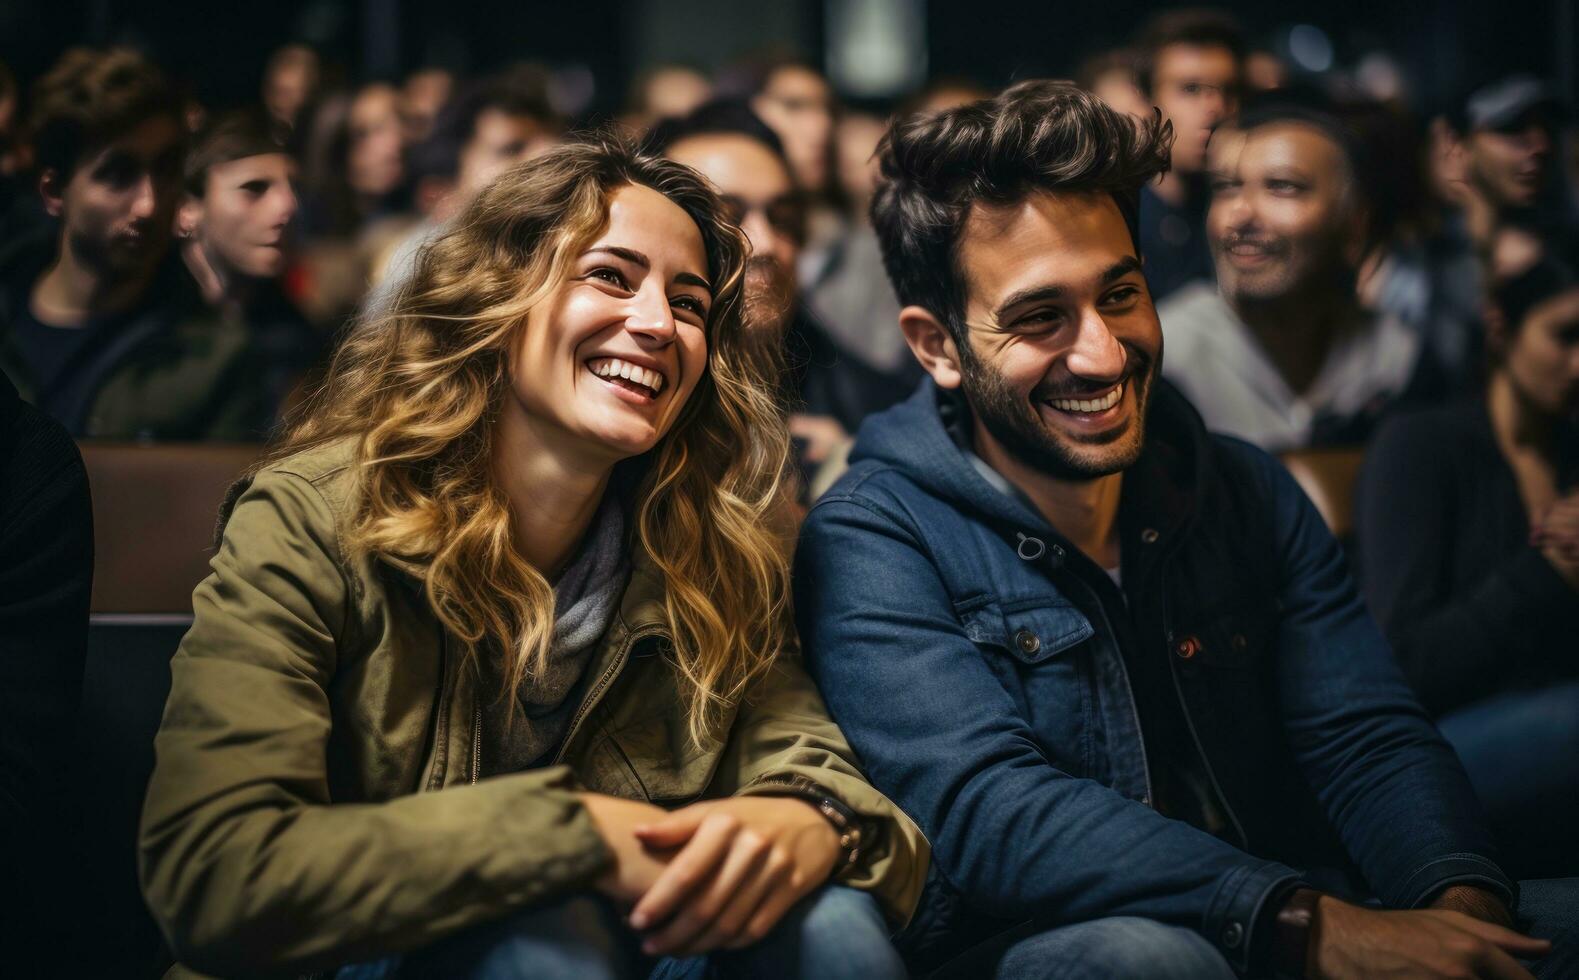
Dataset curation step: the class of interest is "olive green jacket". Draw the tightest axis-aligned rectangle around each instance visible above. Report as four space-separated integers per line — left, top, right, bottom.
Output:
138 441 928 979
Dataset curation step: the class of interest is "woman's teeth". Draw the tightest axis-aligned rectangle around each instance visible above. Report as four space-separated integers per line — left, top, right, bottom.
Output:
1049 383 1123 414
588 357 665 395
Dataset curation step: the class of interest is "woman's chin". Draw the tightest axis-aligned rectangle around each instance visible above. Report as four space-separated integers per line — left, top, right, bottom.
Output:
582 421 663 461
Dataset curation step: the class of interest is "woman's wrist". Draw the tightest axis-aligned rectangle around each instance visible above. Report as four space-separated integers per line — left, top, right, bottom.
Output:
755 787 865 870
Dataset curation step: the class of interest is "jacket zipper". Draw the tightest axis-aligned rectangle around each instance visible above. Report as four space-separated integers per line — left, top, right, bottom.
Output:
551 626 663 766
424 632 457 792
1159 565 1249 850
470 701 482 785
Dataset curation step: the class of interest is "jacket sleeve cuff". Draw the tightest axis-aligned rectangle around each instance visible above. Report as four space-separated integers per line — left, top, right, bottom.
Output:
1203 861 1303 976
1393 853 1516 910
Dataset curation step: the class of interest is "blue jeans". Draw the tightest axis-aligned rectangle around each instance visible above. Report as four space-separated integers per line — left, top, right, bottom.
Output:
334 885 903 980
914 879 1579 980
1520 878 1579 979
926 916 1235 980
1438 681 1579 877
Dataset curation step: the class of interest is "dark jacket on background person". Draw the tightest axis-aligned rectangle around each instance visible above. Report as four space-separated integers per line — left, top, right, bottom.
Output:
1138 182 1214 302
1356 401 1579 715
139 439 928 979
215 277 326 423
785 308 917 437
795 379 1510 975
0 373 92 973
0 236 273 440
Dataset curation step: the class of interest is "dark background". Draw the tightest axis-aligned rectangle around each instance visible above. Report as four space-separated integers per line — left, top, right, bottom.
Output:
1 0 1573 118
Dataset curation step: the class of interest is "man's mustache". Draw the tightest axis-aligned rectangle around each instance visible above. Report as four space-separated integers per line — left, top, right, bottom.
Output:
1032 345 1154 401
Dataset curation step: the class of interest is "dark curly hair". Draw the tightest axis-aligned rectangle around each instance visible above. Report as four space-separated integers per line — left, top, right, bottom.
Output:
29 48 183 182
870 79 1173 343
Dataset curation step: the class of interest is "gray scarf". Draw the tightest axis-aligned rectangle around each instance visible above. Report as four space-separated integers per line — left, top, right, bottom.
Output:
486 491 631 772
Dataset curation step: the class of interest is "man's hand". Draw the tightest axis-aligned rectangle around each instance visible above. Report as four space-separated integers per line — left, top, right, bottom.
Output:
578 793 673 906
1312 895 1549 979
1432 885 1515 929
625 796 842 956
1533 494 1579 590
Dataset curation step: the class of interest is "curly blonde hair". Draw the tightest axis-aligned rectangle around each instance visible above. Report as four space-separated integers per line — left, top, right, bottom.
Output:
274 134 791 744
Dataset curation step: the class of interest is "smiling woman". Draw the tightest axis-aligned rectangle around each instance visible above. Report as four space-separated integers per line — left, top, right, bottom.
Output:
137 135 925 980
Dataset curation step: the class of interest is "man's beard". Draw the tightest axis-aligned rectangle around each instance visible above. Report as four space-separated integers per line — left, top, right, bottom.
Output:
742 256 795 339
959 340 1157 481
69 225 167 281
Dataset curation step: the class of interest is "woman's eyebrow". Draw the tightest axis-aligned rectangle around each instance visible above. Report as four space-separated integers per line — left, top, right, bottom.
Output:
584 245 711 293
674 271 712 293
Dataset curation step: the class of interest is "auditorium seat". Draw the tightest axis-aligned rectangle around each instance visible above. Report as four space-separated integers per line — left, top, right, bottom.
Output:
72 442 262 977
1279 447 1366 540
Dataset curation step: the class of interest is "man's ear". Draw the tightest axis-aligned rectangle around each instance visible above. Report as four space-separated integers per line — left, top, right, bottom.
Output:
899 305 966 390
38 168 65 218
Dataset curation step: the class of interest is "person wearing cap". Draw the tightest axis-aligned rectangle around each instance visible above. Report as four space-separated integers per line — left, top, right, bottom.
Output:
1444 75 1572 241
1356 236 1579 879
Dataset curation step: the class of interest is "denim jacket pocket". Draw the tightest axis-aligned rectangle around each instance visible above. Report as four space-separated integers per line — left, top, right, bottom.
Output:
959 597 1095 665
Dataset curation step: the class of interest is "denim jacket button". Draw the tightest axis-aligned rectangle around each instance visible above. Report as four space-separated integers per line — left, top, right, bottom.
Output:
1140 528 1160 544
1174 635 1201 660
1014 629 1041 655
1221 922 1244 949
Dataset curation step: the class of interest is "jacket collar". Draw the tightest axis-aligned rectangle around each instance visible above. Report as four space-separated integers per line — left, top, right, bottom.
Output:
373 514 671 637
850 376 1216 554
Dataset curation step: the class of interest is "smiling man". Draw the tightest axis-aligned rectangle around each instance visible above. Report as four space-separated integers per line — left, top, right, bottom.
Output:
794 80 1577 978
1159 99 1434 451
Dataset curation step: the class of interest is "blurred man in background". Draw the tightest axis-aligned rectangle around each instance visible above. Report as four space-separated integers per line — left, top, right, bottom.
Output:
618 63 712 137
652 101 913 491
261 43 320 132
737 58 837 201
400 66 454 144
0 49 269 438
1134 8 1244 300
1161 100 1435 450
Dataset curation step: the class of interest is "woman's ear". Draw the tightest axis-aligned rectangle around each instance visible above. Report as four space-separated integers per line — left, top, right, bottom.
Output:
38 168 65 218
176 195 203 240
898 305 966 390
1483 301 1510 360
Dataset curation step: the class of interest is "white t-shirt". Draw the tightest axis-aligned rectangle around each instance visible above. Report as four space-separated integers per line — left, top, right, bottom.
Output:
1157 281 1422 452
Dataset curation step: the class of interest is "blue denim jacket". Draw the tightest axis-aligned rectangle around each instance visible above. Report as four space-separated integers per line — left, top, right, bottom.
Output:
795 380 1511 974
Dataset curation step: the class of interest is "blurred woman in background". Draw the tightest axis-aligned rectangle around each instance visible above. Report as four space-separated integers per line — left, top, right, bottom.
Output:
1357 239 1579 877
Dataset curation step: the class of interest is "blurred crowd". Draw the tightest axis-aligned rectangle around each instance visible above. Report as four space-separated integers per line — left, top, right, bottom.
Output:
0 3 1576 879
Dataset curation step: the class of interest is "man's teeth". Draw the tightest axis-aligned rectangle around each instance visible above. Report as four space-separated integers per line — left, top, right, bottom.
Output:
1049 384 1123 413
588 357 665 394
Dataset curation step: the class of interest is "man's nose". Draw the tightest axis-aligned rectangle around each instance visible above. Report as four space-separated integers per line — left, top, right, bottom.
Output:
1065 309 1127 381
1216 194 1255 235
741 209 777 259
1524 125 1553 157
129 174 159 219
